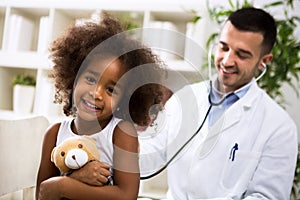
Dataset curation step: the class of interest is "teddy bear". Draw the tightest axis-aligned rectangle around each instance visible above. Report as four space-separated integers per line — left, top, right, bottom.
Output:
51 135 100 174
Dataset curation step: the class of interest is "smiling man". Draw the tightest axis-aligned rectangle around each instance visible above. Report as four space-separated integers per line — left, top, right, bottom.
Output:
139 7 298 200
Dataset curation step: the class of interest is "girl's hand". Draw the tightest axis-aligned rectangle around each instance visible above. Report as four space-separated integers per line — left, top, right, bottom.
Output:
38 176 64 200
69 161 111 186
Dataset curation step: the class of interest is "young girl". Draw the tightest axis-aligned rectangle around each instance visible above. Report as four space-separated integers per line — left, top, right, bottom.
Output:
36 13 167 200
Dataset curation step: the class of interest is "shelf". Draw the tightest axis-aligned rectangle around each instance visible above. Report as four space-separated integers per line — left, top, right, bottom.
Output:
0 6 5 48
0 51 50 69
0 0 206 121
3 0 202 12
9 5 49 17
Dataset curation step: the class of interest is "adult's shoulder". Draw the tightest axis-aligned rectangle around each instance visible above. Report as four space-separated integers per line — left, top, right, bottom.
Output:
172 80 209 99
258 88 297 132
164 80 208 115
181 80 209 93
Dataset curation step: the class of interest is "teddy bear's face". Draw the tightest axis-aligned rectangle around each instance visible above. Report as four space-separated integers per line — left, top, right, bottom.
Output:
51 136 100 173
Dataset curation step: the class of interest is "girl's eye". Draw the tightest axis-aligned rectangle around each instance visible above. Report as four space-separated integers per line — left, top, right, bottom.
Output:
107 87 118 95
86 76 97 84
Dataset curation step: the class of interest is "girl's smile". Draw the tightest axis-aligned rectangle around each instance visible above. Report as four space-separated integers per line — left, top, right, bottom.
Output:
73 55 127 129
81 98 104 112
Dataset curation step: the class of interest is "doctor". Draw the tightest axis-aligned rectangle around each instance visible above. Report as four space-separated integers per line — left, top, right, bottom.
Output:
139 7 298 199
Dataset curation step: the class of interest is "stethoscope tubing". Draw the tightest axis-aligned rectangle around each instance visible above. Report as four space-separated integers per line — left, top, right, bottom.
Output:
140 80 233 180
140 104 213 180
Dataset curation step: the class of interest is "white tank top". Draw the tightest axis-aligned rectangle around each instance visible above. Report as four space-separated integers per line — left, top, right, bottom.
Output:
56 117 122 166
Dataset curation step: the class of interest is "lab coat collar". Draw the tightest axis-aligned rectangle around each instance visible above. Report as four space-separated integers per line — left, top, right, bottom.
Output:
211 81 262 132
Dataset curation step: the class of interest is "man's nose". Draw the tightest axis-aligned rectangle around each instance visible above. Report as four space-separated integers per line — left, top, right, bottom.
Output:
222 50 235 67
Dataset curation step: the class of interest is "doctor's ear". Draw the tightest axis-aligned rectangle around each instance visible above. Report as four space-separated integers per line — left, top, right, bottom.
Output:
258 63 267 71
259 54 273 70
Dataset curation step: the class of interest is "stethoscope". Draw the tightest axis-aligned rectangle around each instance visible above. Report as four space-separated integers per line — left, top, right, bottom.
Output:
140 47 267 180
140 81 233 179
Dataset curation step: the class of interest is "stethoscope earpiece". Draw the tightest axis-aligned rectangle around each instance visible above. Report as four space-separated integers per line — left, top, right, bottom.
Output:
255 63 267 81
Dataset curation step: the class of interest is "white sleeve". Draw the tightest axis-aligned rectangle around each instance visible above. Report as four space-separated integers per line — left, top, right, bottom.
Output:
139 93 182 178
139 82 202 179
242 120 298 200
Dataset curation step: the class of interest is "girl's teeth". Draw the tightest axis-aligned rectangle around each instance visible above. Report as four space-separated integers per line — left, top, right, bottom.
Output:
85 101 100 110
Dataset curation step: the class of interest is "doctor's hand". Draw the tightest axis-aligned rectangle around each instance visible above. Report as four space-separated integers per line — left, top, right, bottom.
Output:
69 160 111 186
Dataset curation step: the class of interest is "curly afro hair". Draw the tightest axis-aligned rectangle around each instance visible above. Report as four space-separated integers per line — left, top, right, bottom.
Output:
49 12 170 126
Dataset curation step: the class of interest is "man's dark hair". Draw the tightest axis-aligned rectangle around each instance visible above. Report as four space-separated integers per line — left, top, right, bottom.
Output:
228 7 277 55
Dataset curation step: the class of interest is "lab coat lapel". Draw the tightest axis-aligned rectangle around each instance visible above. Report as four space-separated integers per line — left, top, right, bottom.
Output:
196 82 261 159
221 106 242 131
214 82 260 132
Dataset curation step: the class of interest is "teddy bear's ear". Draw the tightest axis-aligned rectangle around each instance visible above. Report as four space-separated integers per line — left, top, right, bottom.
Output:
51 147 57 162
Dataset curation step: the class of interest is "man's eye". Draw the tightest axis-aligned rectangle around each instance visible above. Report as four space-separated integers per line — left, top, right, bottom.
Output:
237 53 249 60
220 45 229 52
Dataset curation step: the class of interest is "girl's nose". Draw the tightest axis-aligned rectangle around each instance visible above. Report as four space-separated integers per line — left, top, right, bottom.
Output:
91 85 103 100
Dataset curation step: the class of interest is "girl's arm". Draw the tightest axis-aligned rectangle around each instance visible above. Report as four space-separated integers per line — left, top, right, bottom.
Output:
35 123 61 200
39 121 140 200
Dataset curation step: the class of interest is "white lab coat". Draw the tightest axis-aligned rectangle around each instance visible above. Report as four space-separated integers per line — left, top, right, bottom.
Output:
139 80 298 200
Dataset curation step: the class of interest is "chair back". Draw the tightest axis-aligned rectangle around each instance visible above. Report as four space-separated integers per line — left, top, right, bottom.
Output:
0 116 49 198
